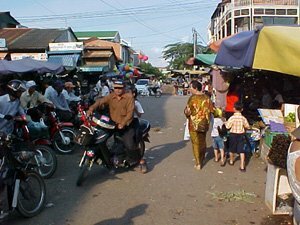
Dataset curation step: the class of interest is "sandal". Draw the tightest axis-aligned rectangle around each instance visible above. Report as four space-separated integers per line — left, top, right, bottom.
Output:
220 159 226 167
229 160 234 166
239 167 246 172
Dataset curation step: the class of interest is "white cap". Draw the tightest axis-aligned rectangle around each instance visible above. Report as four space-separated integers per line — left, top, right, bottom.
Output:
26 80 37 89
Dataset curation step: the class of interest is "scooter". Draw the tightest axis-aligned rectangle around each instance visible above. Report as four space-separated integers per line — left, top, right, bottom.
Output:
30 103 77 154
139 86 162 97
75 112 150 186
13 115 57 179
0 132 46 218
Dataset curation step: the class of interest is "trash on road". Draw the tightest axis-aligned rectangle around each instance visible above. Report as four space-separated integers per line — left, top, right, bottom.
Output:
207 190 257 203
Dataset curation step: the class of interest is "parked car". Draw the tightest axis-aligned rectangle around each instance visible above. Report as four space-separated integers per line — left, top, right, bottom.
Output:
135 79 149 93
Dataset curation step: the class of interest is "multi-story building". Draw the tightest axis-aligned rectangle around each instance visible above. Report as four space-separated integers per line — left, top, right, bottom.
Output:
209 0 299 42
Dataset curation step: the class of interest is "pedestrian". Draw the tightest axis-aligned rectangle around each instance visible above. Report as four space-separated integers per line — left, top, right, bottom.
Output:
224 83 240 120
184 80 213 170
211 108 226 166
225 102 250 172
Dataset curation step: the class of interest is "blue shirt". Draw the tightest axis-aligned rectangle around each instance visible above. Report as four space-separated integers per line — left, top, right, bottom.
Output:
45 86 70 111
0 94 25 134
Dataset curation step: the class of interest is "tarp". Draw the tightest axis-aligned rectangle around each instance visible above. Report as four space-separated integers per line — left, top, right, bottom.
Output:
253 26 300 77
195 54 216 65
215 30 259 68
215 26 300 77
0 58 64 75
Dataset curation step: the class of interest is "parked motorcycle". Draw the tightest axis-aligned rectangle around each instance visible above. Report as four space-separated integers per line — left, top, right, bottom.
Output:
13 115 57 179
30 103 77 154
139 86 162 97
75 112 150 186
0 132 46 218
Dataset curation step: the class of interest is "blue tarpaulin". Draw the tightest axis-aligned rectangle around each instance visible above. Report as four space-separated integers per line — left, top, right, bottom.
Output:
0 58 64 76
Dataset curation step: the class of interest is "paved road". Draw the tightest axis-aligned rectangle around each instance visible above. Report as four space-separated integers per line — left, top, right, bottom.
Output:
5 95 273 225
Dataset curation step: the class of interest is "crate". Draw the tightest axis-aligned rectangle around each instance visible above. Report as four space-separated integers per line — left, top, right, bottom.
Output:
264 130 289 147
265 163 293 215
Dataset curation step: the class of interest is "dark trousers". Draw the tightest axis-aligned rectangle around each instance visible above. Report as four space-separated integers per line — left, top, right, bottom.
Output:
120 122 138 161
55 109 73 122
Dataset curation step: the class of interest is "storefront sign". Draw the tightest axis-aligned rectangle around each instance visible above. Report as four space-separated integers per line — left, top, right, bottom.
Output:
11 53 48 61
49 42 83 51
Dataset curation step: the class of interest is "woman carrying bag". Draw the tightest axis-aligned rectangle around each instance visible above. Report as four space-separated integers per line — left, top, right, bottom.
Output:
184 80 213 170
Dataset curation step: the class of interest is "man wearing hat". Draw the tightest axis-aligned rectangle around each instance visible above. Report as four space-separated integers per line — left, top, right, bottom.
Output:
20 80 52 110
62 81 81 103
87 80 138 166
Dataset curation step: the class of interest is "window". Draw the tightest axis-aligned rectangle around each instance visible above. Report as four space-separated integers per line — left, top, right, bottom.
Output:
234 10 240 16
287 9 297 15
265 9 275 15
241 9 249 15
276 9 286 15
254 8 264 14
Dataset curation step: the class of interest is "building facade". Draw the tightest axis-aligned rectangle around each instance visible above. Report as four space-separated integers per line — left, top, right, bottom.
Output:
209 0 299 42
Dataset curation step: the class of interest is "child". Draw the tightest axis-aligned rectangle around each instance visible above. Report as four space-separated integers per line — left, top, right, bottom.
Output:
225 102 250 172
211 108 226 166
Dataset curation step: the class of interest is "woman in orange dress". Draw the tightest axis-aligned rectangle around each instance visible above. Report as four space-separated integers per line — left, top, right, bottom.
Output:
184 80 213 170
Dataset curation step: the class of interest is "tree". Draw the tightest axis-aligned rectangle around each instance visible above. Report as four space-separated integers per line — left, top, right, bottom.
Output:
162 42 208 70
139 62 163 78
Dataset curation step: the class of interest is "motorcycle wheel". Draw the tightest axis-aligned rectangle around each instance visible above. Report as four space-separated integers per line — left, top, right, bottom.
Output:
34 145 57 179
76 157 90 186
53 127 76 154
17 171 46 218
155 91 162 98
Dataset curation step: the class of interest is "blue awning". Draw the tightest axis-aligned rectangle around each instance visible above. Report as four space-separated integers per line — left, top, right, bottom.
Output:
48 54 80 69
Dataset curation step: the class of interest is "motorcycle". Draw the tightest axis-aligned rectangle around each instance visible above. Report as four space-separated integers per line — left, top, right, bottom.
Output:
139 86 162 97
29 103 77 154
0 132 46 218
75 111 151 186
13 115 57 179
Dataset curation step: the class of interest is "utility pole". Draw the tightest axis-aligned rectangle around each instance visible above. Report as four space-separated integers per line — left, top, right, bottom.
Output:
192 28 197 58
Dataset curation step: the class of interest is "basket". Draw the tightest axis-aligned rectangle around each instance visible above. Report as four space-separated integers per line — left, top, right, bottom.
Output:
75 125 94 146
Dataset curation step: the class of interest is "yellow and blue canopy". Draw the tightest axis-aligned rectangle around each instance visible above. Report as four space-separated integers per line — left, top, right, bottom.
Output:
215 26 300 77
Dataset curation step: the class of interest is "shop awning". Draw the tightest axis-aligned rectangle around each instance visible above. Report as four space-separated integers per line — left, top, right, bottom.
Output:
195 54 216 65
47 51 81 69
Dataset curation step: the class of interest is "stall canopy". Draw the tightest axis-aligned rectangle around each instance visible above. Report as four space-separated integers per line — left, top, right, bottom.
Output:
47 50 81 70
0 58 64 75
186 54 216 66
215 26 300 77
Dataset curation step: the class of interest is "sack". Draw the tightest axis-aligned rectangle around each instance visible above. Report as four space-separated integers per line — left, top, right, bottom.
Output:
183 119 190 140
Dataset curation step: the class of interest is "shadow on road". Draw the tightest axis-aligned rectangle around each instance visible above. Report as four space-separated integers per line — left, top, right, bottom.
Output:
145 140 188 171
94 204 148 225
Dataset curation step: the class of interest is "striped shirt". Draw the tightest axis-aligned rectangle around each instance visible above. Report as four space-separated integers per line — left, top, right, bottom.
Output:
225 112 250 134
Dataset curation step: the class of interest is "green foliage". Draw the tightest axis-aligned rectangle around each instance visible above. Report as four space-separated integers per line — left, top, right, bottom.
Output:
139 62 163 78
162 42 208 69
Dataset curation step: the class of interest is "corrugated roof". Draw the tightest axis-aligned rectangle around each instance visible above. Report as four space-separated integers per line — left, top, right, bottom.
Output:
75 31 118 38
9 29 67 50
0 28 32 45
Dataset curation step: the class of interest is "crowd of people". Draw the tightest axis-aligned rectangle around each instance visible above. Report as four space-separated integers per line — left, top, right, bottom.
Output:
0 76 147 219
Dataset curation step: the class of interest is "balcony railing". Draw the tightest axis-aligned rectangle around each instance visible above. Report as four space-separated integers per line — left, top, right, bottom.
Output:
234 0 298 7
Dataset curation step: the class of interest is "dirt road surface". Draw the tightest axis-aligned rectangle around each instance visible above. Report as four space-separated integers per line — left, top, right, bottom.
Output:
4 95 291 225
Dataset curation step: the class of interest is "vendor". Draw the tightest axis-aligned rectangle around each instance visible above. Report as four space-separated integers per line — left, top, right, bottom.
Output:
272 89 284 109
261 88 272 109
287 107 300 224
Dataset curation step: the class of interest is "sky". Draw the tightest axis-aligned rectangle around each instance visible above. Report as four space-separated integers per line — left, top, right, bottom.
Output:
2 0 220 67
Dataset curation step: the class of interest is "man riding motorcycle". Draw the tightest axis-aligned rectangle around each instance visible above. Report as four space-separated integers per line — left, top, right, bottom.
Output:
0 80 26 219
87 80 139 167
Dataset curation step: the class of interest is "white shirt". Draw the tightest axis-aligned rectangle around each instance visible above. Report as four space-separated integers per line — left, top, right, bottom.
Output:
274 93 284 103
211 117 224 137
134 100 144 118
101 86 110 97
